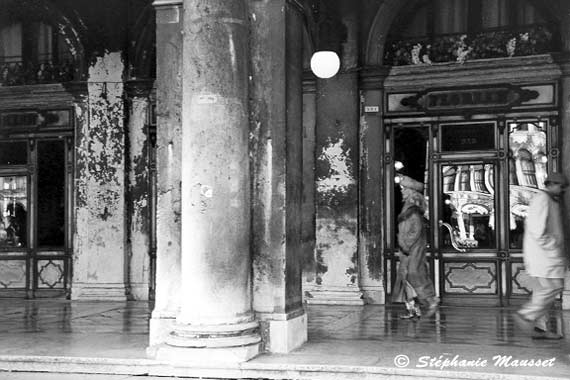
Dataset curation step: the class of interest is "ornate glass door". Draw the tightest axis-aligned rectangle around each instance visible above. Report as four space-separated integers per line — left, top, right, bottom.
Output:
505 119 554 302
435 161 501 304
0 137 72 298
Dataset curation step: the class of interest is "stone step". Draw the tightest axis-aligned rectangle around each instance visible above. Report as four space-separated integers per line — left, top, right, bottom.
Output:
0 355 566 380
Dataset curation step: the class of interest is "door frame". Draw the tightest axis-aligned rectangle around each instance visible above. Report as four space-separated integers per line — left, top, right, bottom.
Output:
0 108 74 299
383 113 560 306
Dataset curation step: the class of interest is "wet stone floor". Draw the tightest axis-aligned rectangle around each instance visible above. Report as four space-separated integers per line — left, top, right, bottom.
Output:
0 299 568 378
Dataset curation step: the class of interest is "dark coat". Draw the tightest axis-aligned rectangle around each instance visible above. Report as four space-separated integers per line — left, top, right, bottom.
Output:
391 204 435 304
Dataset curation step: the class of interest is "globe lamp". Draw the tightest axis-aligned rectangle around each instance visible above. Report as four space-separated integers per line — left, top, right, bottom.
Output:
310 50 340 79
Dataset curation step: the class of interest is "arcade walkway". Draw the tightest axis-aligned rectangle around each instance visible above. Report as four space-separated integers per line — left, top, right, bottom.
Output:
0 300 568 379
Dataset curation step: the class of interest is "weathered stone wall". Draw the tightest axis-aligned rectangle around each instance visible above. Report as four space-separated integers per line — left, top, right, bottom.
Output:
249 0 307 353
126 91 152 300
301 83 317 294
72 52 127 300
149 1 182 345
311 73 361 303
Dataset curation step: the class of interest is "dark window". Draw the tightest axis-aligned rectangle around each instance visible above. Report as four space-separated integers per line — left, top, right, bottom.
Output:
0 141 27 165
37 140 65 248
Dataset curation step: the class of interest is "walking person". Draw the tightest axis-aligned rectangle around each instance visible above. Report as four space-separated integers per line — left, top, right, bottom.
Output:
392 175 439 319
515 172 568 339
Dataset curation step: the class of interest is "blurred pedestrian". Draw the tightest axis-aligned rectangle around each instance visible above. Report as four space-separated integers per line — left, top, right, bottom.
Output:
392 175 439 319
516 172 568 339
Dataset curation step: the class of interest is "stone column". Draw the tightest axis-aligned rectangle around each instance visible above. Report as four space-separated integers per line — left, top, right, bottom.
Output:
71 52 128 300
125 79 154 301
557 6 570 309
301 77 317 299
250 0 307 353
148 0 183 346
309 1 363 305
152 0 260 363
67 81 89 298
358 72 387 304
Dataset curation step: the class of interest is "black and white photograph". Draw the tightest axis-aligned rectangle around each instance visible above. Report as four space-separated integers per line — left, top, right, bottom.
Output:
0 0 568 379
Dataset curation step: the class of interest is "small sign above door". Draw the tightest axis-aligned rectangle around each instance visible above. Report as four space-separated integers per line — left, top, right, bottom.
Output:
441 123 495 151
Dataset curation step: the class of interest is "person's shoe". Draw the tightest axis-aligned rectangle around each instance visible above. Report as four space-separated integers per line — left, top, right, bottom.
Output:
532 327 563 340
399 304 421 319
399 311 418 319
513 312 533 331
423 299 439 318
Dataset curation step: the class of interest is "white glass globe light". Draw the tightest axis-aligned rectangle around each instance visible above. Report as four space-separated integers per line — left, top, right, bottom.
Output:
310 51 340 79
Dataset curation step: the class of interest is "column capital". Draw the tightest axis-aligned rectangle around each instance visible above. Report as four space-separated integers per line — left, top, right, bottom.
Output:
153 0 182 7
553 52 570 76
303 73 316 94
359 66 390 90
63 81 88 102
125 79 155 99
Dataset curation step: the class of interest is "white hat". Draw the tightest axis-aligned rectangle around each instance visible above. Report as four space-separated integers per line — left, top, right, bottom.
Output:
399 175 424 192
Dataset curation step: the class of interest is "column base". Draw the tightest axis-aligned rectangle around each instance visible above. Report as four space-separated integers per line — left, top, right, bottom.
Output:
149 310 177 346
128 283 150 300
257 310 307 353
148 318 262 364
361 285 385 304
149 342 260 365
562 289 570 310
70 283 127 301
305 286 364 305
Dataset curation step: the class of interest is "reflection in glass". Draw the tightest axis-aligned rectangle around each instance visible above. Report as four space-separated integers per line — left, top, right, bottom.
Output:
440 164 496 250
0 176 27 248
509 121 547 249
394 126 430 246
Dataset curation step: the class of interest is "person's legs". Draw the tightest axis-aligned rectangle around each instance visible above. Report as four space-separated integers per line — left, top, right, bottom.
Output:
423 295 440 318
409 262 438 317
400 282 421 319
518 277 563 336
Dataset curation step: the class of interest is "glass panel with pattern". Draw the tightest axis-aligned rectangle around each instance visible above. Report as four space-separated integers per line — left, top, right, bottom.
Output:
440 163 496 250
0 176 27 248
508 121 547 249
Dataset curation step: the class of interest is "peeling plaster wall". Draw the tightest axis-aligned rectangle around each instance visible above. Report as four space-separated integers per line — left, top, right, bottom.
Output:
316 138 355 200
313 74 360 295
72 51 127 300
127 97 151 300
315 135 358 287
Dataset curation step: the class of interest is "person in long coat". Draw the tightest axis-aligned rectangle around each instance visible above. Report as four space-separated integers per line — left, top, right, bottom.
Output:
392 175 439 319
516 172 568 339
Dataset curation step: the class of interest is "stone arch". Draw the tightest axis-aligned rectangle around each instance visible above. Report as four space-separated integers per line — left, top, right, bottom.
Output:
300 1 316 72
364 0 412 66
364 0 563 67
129 4 156 80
